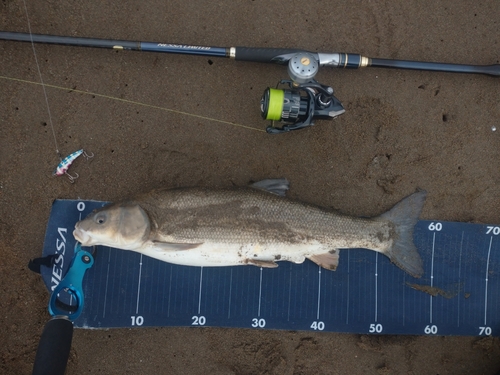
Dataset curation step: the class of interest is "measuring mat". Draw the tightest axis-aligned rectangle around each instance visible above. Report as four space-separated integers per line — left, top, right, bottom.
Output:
41 199 499 336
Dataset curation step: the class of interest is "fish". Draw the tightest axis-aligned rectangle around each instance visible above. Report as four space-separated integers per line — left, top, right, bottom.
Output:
73 179 426 278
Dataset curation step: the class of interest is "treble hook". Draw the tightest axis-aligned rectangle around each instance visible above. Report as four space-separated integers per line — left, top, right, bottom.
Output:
65 171 80 183
82 150 94 160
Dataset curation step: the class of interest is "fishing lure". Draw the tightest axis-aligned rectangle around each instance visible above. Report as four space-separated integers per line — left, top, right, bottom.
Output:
53 149 94 183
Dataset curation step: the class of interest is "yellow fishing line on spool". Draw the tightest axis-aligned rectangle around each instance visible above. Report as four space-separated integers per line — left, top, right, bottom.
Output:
265 88 284 121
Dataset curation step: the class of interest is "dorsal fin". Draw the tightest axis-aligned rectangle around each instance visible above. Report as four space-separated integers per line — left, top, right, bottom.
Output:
251 179 289 197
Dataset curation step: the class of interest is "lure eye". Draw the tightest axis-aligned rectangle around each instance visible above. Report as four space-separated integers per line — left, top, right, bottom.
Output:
95 214 106 225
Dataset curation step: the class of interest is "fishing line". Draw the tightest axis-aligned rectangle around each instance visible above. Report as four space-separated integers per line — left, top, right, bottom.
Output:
21 0 61 157
0 75 265 133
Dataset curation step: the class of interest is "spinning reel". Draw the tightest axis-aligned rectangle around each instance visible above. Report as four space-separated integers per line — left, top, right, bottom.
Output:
260 52 345 134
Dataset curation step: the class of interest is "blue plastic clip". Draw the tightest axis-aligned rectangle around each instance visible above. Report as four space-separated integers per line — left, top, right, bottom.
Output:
48 243 94 321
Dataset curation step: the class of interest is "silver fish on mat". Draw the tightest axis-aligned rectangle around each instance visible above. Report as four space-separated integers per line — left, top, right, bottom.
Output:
73 179 426 278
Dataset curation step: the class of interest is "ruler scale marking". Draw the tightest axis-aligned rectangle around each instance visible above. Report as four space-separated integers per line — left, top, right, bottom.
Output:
257 267 262 318
136 254 143 314
375 252 378 323
430 232 436 324
317 266 321 320
228 269 233 319
287 264 292 321
346 250 350 325
402 273 405 327
457 232 464 327
102 248 111 318
198 267 203 315
484 236 493 325
167 266 173 317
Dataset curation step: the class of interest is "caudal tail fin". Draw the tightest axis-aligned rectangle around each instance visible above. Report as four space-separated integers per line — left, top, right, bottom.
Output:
379 190 427 278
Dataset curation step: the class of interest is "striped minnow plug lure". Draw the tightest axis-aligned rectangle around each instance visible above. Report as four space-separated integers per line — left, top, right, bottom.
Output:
53 149 94 183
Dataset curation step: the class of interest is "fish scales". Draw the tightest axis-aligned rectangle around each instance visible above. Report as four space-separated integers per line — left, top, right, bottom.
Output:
133 187 389 249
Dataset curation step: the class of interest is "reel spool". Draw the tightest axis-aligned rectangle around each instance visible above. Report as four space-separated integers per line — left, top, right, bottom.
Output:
260 52 345 134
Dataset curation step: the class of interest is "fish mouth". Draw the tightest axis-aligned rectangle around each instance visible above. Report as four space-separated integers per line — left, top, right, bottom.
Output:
73 227 91 245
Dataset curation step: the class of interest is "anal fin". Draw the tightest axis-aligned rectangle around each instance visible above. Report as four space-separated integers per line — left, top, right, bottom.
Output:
308 250 339 271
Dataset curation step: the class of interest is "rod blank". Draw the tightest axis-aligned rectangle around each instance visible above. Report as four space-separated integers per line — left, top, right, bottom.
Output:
0 31 140 50
370 58 500 77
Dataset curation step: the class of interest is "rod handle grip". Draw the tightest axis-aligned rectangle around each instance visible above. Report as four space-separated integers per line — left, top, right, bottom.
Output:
234 47 308 64
32 317 74 375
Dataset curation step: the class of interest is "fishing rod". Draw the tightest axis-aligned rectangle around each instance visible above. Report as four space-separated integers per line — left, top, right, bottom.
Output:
1 31 499 134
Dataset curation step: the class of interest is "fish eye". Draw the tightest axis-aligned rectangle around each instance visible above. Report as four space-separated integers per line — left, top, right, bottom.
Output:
95 214 106 224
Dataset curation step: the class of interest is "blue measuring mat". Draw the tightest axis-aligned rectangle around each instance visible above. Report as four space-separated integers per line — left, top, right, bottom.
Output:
41 199 499 336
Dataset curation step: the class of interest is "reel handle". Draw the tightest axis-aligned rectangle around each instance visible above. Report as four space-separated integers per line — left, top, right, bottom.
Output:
32 317 74 375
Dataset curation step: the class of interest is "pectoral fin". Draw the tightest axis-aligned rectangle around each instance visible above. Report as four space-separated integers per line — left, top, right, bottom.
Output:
251 179 289 196
152 241 203 251
246 259 278 268
308 250 340 271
